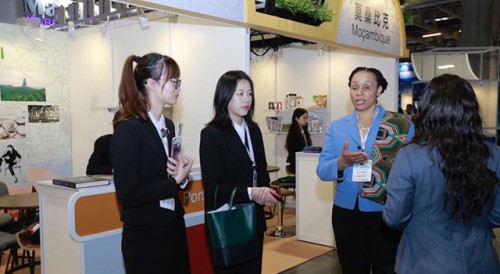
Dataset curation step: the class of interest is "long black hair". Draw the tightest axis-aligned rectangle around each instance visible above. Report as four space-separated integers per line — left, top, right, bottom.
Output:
208 70 257 129
412 74 499 224
285 108 312 150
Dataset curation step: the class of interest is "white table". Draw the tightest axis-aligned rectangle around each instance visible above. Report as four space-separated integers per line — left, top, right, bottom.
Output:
295 152 336 248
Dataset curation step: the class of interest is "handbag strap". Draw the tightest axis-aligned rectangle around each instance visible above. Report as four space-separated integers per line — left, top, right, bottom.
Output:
214 186 238 208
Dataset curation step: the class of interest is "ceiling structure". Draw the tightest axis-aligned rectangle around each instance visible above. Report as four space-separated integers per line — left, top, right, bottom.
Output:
402 0 463 53
251 0 500 61
1 0 499 60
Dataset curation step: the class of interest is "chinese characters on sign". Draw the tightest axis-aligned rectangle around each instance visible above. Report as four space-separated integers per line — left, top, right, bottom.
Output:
337 0 402 56
352 2 391 46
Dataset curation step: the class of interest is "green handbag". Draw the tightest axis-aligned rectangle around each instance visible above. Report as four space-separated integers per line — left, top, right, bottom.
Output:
206 186 259 267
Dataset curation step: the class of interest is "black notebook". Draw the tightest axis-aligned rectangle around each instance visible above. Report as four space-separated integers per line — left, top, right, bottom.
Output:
52 175 110 189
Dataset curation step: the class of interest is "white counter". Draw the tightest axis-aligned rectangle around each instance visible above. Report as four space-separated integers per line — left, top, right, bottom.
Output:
39 180 125 274
38 168 206 274
295 152 336 248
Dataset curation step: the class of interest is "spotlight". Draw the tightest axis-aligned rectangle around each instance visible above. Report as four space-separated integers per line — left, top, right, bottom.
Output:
67 21 76 39
35 25 46 42
137 8 150 28
99 21 109 33
317 44 324 56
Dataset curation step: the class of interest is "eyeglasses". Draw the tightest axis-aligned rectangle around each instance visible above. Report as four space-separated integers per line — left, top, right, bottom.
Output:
170 79 182 90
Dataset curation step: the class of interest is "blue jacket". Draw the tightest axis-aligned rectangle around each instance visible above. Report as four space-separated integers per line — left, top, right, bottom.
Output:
383 143 500 274
316 105 414 212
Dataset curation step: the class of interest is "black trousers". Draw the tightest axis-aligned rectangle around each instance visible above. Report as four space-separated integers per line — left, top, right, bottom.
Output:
332 202 400 274
121 213 190 274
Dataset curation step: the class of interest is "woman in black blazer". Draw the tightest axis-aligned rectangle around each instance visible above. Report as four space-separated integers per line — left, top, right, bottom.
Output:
200 70 280 274
285 108 312 174
110 53 193 274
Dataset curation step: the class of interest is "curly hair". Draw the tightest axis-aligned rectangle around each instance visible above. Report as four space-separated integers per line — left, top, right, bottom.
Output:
412 74 499 224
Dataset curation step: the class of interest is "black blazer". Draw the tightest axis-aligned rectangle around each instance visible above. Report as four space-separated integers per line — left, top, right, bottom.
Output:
285 130 306 174
86 134 113 175
200 123 270 233
110 117 182 226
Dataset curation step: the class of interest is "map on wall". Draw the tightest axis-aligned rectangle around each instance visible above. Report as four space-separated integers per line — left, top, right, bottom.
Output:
0 23 72 188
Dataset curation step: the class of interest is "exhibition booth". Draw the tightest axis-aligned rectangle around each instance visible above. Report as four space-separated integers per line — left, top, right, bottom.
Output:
1 0 497 273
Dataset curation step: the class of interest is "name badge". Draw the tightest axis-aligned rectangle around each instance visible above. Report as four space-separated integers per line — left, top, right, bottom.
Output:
352 160 372 182
159 198 175 211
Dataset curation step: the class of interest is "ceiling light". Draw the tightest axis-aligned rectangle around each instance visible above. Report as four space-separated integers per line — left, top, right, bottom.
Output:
437 64 455 69
137 8 150 29
34 25 46 42
99 21 110 33
317 44 324 56
434 17 449 22
67 21 76 39
422 32 441 38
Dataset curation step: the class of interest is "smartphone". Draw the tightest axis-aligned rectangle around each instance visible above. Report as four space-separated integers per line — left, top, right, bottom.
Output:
170 136 182 161
271 192 284 203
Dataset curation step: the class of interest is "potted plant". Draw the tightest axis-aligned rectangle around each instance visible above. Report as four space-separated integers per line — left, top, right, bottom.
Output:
264 0 334 26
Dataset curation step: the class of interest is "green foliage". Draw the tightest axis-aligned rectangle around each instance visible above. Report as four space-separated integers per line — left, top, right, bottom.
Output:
399 0 414 24
0 85 46 102
275 0 334 22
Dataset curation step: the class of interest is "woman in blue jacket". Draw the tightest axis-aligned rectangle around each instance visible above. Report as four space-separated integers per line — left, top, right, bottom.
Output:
383 74 500 274
316 67 413 274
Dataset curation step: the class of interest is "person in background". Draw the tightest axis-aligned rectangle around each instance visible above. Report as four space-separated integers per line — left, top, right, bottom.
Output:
284 108 312 175
1 144 21 183
316 67 414 274
86 134 113 175
110 53 193 274
200 70 280 274
383 74 500 274
404 103 414 115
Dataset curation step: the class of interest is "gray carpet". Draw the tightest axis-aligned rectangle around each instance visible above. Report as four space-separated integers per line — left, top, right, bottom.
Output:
280 236 500 274
279 250 342 274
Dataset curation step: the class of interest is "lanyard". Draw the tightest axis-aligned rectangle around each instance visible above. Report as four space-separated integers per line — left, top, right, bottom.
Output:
243 126 255 163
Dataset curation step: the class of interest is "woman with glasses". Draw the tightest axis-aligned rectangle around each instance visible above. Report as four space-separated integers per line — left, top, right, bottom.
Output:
110 53 193 274
200 70 280 273
383 74 500 273
316 67 414 274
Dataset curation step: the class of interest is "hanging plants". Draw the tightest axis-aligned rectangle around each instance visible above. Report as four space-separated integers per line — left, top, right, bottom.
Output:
264 0 334 26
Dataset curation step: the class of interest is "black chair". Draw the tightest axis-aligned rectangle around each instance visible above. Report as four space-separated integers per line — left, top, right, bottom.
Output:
0 231 18 271
266 175 296 238
8 225 40 274
0 182 14 232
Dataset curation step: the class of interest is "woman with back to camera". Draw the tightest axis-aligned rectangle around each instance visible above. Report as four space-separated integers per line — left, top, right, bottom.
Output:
316 67 414 274
110 53 193 274
200 70 280 273
383 74 500 273
285 108 312 175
